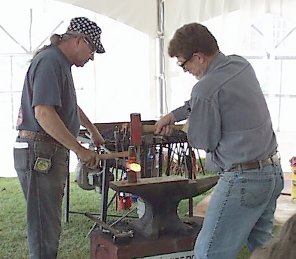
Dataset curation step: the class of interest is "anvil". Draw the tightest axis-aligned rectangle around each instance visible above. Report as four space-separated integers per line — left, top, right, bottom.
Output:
109 175 218 239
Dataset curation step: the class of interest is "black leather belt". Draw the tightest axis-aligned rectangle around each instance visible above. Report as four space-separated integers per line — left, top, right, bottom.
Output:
18 130 62 147
227 153 280 172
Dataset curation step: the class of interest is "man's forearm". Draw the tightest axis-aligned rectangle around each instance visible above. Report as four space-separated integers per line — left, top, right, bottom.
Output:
78 106 97 134
172 100 191 122
78 105 105 145
34 105 83 153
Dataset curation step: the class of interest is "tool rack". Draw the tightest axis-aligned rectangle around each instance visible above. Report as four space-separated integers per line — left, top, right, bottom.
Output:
62 114 213 259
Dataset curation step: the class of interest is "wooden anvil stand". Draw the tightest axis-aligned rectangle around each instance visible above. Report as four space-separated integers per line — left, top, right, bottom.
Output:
90 225 200 259
90 175 218 259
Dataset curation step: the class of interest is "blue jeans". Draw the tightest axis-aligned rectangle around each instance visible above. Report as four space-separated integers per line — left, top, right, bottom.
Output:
13 139 69 259
194 163 283 259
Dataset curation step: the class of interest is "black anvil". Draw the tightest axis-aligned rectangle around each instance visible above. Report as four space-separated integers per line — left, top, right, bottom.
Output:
110 175 218 239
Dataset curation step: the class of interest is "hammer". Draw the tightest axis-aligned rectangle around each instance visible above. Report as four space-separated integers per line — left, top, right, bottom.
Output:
142 123 187 134
130 113 188 145
97 151 128 160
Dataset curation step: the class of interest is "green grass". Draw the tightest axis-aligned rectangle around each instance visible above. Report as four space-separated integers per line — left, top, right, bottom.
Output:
0 174 252 259
0 175 101 259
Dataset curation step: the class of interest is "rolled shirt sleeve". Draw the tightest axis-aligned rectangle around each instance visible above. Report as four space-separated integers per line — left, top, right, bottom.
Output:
188 93 221 152
172 100 191 122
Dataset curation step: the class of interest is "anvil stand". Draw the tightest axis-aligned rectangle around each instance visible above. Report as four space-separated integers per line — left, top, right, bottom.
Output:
90 225 201 259
90 175 218 259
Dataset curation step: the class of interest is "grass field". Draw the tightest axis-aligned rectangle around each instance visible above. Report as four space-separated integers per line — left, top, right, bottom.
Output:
0 174 252 259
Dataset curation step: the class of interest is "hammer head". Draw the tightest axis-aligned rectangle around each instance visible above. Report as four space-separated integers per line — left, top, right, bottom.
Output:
130 113 142 145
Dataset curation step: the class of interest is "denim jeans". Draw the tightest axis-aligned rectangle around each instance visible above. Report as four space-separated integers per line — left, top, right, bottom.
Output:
194 163 283 259
13 139 69 259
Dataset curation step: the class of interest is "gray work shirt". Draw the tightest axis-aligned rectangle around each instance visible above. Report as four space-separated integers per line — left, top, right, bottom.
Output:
17 45 80 137
172 52 278 170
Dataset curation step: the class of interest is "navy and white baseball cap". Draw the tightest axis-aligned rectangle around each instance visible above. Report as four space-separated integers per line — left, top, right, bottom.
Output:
67 17 105 54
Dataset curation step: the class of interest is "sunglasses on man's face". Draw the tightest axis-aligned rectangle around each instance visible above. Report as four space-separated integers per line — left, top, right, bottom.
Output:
83 37 96 54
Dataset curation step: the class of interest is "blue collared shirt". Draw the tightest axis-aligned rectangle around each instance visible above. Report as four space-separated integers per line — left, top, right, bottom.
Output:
172 52 278 170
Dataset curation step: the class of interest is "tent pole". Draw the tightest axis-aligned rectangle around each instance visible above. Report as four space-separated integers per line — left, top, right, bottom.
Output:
157 0 165 117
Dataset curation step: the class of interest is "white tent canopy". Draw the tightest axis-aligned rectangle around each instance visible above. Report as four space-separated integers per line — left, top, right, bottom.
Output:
56 0 295 37
55 0 296 117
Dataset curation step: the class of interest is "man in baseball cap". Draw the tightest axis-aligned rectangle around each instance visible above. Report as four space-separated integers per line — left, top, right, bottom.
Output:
67 16 105 54
14 17 105 258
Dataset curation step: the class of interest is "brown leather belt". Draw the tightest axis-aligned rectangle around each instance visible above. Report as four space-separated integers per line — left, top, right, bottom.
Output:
18 130 62 147
227 153 280 172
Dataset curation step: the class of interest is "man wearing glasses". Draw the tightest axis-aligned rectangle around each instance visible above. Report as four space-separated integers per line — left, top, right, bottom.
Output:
155 23 283 259
14 17 105 258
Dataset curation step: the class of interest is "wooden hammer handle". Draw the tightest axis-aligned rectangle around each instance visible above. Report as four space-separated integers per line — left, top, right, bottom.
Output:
142 124 185 134
97 151 128 160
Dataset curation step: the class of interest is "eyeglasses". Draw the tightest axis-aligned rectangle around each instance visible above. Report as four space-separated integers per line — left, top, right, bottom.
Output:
83 37 96 55
177 55 193 72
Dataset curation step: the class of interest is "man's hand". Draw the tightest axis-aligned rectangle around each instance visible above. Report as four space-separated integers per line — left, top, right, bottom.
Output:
76 146 100 169
154 112 176 136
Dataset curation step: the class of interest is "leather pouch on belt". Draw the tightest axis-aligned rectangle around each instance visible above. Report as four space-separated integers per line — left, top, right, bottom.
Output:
33 157 52 173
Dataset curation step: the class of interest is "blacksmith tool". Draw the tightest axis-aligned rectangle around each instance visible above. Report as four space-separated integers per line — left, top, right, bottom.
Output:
85 212 134 244
129 113 187 140
96 151 128 160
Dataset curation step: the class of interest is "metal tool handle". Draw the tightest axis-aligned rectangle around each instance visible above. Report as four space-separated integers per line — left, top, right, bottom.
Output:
142 123 186 134
97 151 128 160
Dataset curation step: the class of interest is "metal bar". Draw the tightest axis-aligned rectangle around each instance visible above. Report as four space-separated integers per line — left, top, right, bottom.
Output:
100 160 110 222
68 211 138 219
276 59 283 132
157 0 166 116
275 26 296 49
64 172 70 223
29 9 32 52
107 192 117 209
159 145 163 176
196 149 205 175
166 144 172 176
0 24 29 53
34 21 64 51
9 56 14 129
187 147 193 217
109 206 137 227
